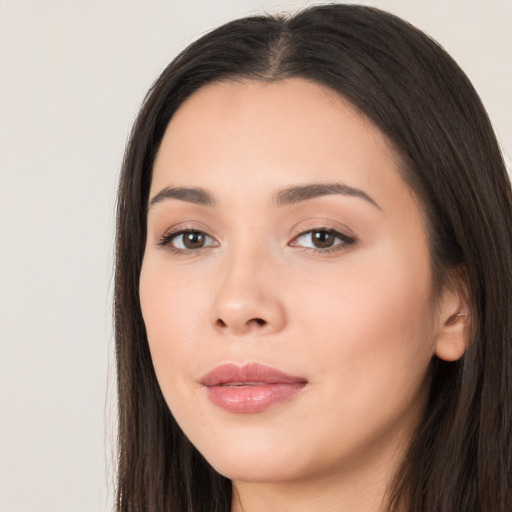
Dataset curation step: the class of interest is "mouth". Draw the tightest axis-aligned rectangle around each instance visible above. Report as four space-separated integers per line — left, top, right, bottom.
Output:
200 363 308 414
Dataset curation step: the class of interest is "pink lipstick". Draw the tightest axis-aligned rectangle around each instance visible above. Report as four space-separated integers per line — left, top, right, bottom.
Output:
201 363 307 413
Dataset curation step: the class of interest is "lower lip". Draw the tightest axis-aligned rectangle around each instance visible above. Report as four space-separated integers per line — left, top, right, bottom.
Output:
205 382 306 413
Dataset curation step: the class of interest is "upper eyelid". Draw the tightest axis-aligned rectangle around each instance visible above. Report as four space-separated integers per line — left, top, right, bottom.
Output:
158 227 217 244
157 229 352 255
293 226 344 236
294 228 345 239
290 227 354 245
159 224 349 239
156 231 218 256
159 222 215 239
289 221 354 240
155 221 355 247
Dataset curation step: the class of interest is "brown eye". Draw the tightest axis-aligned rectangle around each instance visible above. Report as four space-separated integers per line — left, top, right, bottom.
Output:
158 229 218 251
311 230 336 248
290 228 355 252
181 231 206 249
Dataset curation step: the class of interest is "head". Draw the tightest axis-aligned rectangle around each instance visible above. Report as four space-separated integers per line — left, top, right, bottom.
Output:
115 5 512 512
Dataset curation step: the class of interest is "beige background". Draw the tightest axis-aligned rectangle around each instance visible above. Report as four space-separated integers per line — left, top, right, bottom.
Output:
0 1 510 510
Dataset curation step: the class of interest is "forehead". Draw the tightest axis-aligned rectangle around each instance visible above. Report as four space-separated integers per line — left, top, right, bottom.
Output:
161 78 388 153
151 78 412 213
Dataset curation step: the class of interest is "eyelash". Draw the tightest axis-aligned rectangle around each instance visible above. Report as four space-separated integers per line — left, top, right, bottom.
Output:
289 227 356 254
157 226 356 255
157 227 218 254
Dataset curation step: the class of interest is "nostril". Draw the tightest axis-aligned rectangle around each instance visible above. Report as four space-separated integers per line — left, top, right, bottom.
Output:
215 317 267 329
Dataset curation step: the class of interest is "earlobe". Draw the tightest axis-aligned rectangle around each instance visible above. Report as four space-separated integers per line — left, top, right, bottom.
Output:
434 286 471 362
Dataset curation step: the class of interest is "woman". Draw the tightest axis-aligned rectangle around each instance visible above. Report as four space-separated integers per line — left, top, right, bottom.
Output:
114 4 512 511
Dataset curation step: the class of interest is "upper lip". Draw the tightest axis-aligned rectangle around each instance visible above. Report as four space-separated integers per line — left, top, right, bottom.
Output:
200 363 307 387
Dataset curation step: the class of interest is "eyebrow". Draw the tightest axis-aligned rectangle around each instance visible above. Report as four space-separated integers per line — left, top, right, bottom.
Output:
148 182 380 210
149 187 215 208
274 183 381 209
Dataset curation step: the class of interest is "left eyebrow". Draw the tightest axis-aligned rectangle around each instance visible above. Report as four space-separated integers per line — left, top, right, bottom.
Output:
274 182 381 210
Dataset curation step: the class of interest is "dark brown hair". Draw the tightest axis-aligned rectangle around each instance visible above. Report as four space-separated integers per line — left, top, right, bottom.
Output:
114 4 512 511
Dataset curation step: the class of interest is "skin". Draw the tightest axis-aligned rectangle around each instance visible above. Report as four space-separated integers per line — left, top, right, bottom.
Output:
139 79 467 512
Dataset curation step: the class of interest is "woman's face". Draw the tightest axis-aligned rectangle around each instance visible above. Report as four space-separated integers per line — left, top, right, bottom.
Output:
140 79 448 485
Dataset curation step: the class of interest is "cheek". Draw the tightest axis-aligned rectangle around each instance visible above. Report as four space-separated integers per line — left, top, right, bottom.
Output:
285 259 436 459
139 258 209 379
139 262 214 438
293 252 436 383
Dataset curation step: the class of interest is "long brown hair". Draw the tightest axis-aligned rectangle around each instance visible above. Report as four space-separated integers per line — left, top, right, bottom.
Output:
114 5 512 511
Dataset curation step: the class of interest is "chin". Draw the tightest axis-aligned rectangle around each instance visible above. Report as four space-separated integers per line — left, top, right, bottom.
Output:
192 434 307 483
209 456 301 484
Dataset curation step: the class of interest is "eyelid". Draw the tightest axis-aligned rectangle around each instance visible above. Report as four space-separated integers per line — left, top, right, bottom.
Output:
154 220 356 254
288 222 356 253
156 223 219 252
288 219 355 241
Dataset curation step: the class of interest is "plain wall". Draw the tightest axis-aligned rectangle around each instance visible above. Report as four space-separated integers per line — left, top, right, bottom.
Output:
0 1 510 510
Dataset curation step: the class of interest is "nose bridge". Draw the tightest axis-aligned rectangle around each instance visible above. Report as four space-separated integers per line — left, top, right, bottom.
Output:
211 234 286 335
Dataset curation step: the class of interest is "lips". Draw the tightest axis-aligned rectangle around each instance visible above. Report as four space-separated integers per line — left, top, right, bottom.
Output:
201 363 308 413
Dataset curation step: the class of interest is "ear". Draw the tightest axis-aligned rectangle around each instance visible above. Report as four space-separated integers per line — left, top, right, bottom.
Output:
434 279 471 362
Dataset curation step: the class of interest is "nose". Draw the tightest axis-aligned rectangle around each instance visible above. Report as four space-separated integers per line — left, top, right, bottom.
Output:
210 246 287 336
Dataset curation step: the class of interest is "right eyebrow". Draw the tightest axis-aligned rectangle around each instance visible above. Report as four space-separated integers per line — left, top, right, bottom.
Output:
148 187 216 209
